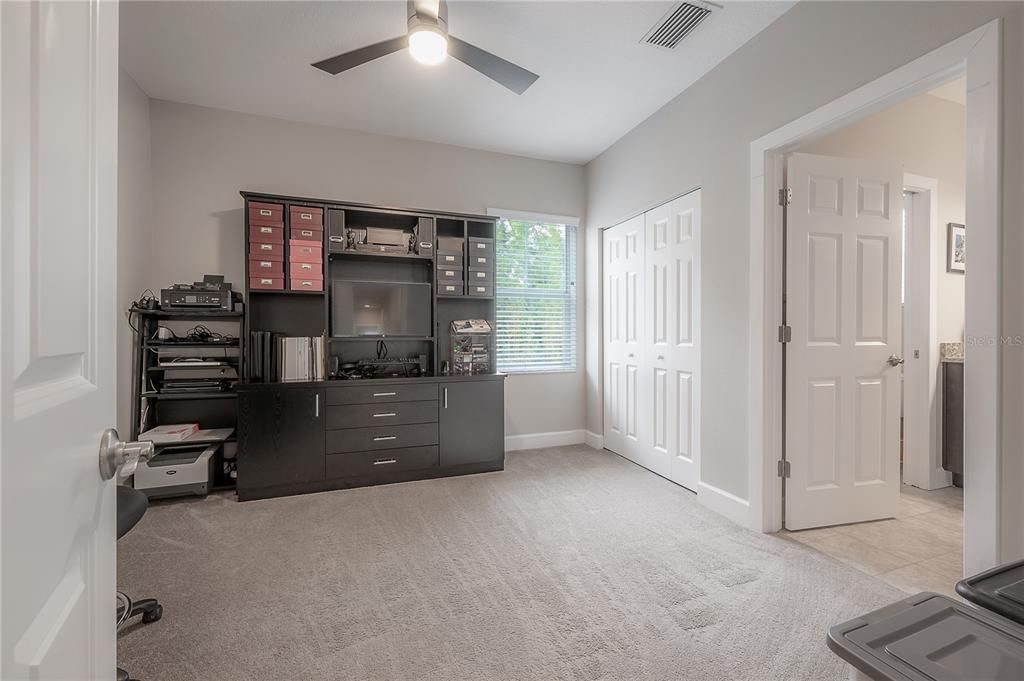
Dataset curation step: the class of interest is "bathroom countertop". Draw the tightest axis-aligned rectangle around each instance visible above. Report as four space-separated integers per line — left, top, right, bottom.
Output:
940 341 964 363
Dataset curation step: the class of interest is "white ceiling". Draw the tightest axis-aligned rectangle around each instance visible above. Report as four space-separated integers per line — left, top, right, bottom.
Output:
121 1 794 164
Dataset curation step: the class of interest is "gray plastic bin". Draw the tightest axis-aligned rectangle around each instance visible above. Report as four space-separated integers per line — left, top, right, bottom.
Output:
956 559 1024 625
827 592 1024 680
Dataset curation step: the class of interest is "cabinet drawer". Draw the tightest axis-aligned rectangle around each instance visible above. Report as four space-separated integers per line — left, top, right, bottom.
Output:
289 205 324 227
249 224 284 243
438 282 464 297
468 283 493 297
327 400 438 429
468 237 494 258
249 257 283 274
290 227 323 242
289 241 323 263
289 276 323 292
326 446 438 479
248 202 284 225
327 423 438 454
249 275 285 290
289 261 321 277
250 241 284 260
437 253 463 268
467 254 491 270
327 382 438 405
436 268 463 283
467 269 492 284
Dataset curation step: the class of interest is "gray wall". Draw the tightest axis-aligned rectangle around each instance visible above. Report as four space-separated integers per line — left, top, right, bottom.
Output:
117 70 153 434
146 100 587 438
584 2 1024 507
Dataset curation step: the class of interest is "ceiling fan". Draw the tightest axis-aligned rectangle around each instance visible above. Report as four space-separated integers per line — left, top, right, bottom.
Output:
311 0 539 95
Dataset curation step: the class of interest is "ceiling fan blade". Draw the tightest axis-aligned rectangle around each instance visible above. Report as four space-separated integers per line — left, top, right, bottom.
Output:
448 36 539 95
311 35 408 75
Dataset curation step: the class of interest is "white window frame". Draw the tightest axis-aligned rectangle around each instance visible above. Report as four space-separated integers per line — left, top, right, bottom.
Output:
488 208 580 375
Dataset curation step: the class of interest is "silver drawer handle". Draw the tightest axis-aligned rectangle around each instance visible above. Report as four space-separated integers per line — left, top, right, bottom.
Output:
372 412 397 418
373 436 397 442
372 392 397 397
373 458 397 465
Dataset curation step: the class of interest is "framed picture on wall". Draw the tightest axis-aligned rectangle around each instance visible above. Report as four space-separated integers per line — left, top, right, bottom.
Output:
947 223 966 273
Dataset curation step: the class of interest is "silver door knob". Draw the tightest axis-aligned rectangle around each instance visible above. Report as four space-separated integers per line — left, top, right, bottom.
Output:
887 354 905 367
98 428 154 480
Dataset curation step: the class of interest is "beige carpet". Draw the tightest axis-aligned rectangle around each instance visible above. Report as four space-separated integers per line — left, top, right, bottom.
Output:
117 446 900 680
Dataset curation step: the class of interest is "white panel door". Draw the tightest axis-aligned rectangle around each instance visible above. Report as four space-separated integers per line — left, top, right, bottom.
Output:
785 153 903 530
2 1 120 678
645 191 701 490
603 216 646 464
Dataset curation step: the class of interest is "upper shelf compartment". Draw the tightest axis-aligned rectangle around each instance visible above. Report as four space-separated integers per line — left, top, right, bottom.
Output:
330 207 434 260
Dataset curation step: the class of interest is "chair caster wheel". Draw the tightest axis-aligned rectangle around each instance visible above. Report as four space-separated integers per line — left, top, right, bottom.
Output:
141 604 162 623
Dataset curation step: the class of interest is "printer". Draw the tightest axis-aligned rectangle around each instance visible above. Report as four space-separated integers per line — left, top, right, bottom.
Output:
133 443 217 499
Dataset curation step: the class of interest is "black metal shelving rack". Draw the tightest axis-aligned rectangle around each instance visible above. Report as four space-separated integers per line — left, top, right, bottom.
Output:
129 307 245 489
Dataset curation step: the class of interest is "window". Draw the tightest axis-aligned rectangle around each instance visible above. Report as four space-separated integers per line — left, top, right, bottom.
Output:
493 212 578 373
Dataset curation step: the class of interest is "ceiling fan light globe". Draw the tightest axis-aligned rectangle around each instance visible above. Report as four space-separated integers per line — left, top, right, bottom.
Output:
408 27 447 65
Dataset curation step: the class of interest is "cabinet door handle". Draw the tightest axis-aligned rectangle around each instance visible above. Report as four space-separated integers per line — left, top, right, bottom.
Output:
373 436 397 442
373 458 397 465
372 412 397 418
314 394 320 418
373 392 397 397
443 387 448 409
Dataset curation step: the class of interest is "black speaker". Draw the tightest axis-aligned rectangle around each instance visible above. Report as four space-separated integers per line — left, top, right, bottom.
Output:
327 208 346 253
415 217 434 255
328 355 341 378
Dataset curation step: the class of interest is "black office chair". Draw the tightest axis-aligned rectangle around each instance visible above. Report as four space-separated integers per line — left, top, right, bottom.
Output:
116 484 163 681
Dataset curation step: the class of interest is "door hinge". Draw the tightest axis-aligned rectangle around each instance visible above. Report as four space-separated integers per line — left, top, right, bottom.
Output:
778 187 793 206
778 324 792 344
777 460 791 478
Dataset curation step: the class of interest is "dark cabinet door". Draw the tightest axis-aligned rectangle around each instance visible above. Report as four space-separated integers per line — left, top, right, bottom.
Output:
438 380 504 467
238 388 325 490
942 362 964 484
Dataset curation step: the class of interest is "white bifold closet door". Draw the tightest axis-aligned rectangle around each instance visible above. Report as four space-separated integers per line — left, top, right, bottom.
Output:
603 190 701 492
603 215 646 464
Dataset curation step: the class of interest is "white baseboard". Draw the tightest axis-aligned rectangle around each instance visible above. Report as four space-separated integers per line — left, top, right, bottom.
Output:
584 431 604 450
698 481 754 530
505 429 586 451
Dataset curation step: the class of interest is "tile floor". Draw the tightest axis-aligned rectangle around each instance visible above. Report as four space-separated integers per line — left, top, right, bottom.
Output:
784 485 964 597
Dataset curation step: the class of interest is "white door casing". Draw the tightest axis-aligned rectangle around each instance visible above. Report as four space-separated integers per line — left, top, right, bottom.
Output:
1 1 120 678
785 153 903 530
645 191 701 490
603 216 646 464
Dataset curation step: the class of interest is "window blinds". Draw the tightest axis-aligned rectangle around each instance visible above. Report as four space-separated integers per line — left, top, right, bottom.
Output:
495 218 577 373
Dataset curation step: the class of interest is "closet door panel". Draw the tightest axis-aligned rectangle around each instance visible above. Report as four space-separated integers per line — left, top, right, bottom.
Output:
603 216 645 462
666 192 701 492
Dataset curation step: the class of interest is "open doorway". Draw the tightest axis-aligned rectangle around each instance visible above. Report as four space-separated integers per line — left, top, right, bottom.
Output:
783 80 966 597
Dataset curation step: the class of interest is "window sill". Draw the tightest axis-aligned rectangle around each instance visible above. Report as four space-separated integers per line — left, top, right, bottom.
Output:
499 368 579 376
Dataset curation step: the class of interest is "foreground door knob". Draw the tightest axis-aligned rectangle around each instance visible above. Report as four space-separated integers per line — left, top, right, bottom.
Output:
98 428 155 480
887 354 905 367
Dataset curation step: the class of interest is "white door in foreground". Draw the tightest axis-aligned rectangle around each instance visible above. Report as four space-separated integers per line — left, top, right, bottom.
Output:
644 191 701 491
2 1 120 678
603 216 646 465
785 153 903 530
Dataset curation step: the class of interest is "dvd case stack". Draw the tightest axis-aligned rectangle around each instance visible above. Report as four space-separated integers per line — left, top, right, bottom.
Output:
248 332 327 382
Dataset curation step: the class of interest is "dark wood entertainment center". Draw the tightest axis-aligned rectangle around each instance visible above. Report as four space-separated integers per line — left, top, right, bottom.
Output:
236 191 505 501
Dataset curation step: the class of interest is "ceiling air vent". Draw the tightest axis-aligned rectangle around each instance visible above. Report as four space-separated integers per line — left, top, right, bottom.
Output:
642 2 716 50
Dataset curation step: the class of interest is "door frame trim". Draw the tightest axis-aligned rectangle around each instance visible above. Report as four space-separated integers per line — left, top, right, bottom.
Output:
901 175 952 492
748 20 1001 574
